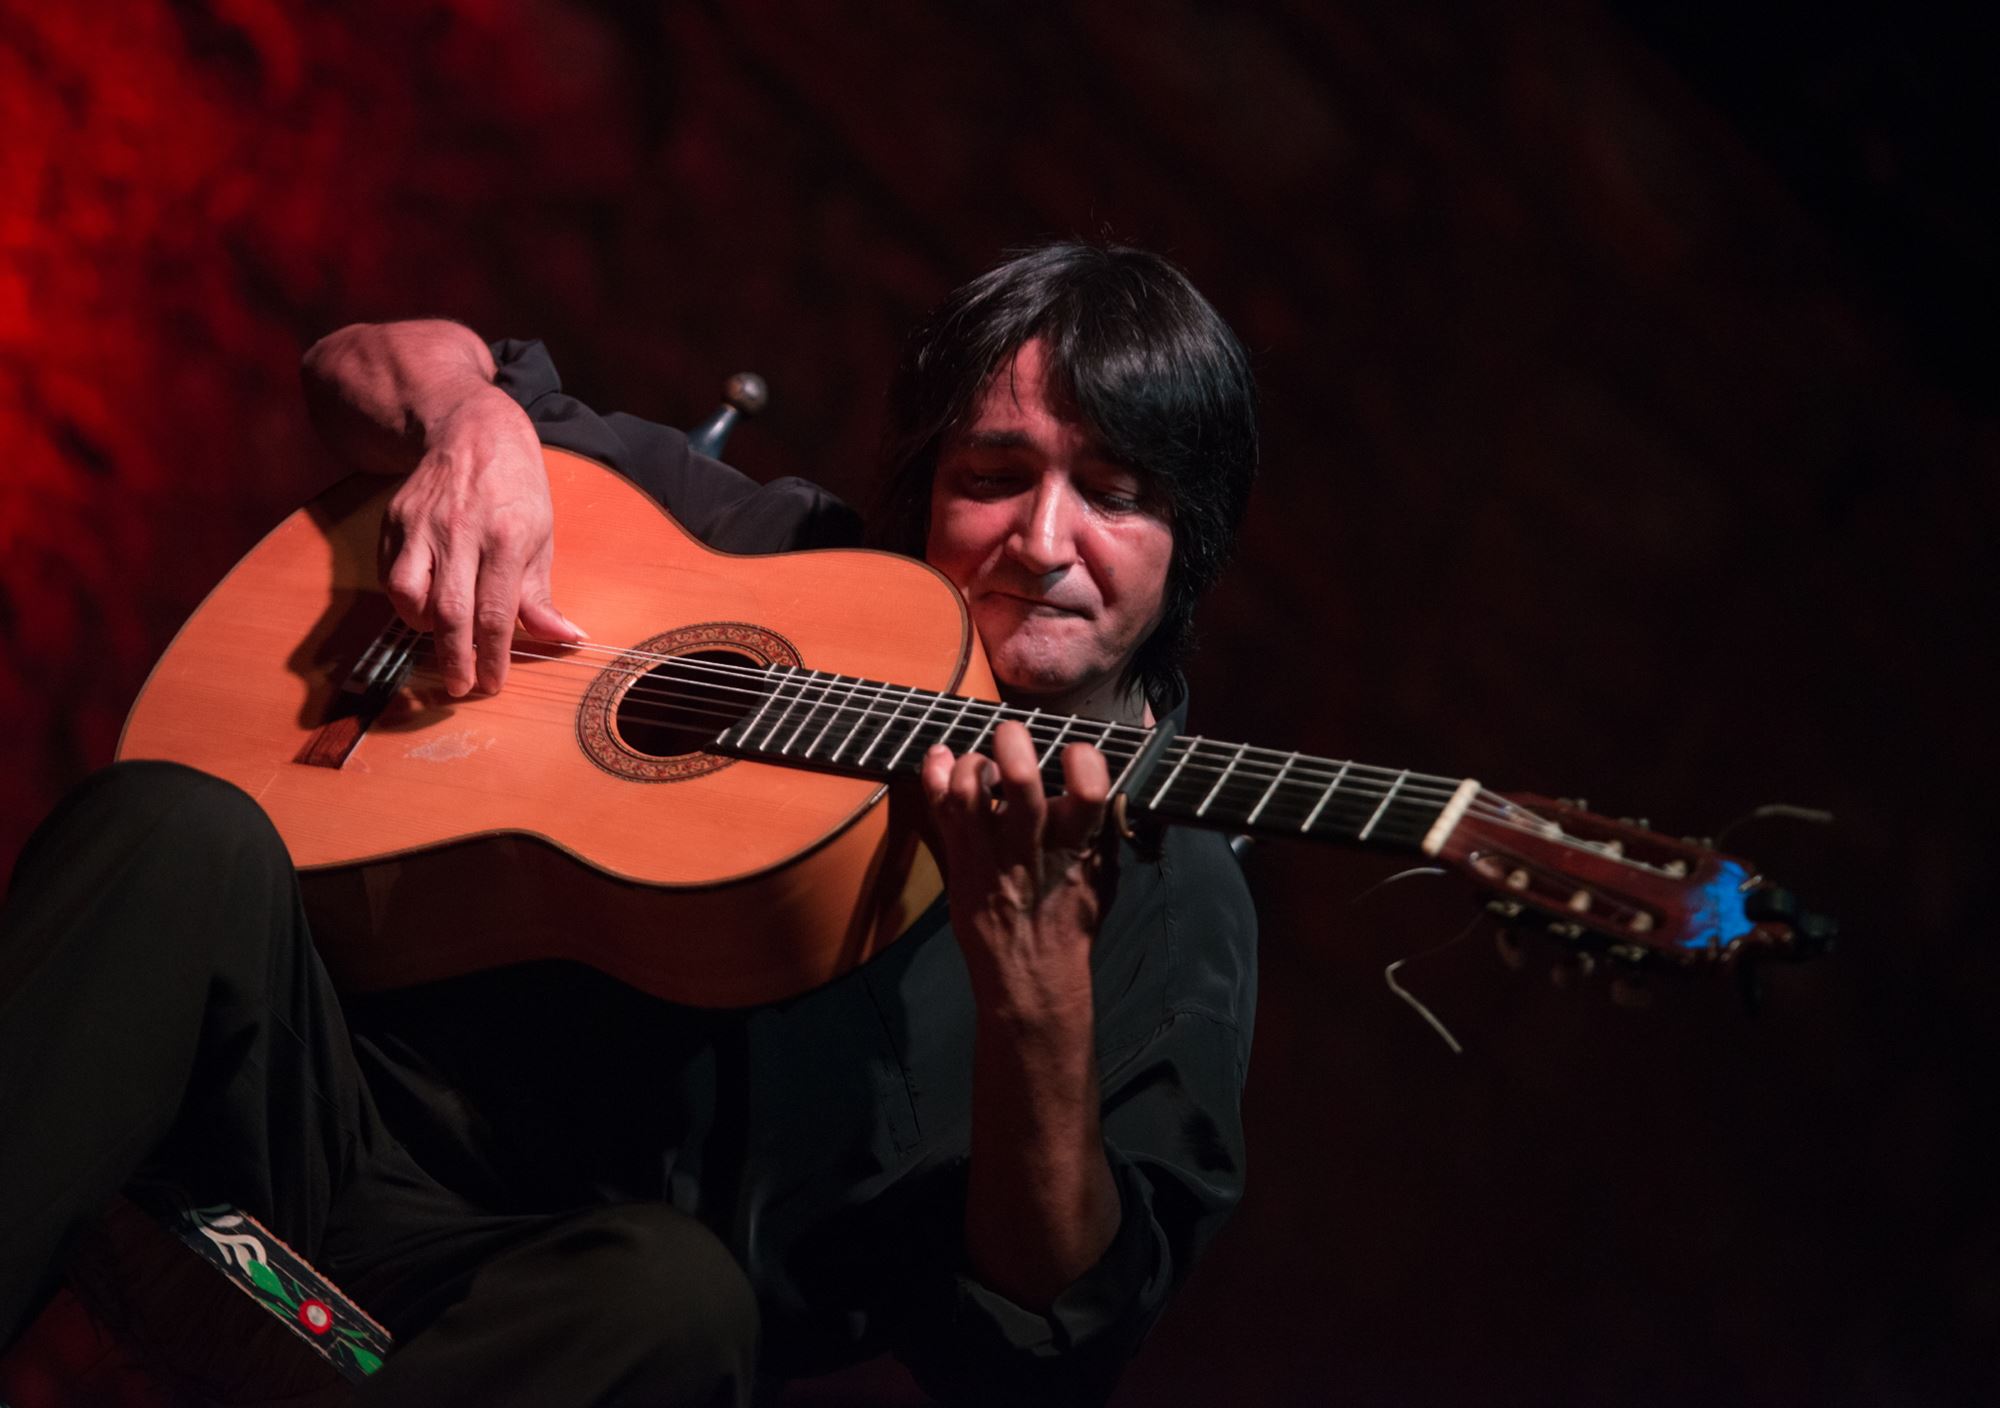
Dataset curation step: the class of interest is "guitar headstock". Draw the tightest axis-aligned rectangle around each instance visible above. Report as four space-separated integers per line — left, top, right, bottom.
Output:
1431 793 1835 974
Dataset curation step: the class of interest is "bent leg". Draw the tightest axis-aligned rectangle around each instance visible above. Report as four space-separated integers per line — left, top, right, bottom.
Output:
354 1203 759 1408
0 762 382 1346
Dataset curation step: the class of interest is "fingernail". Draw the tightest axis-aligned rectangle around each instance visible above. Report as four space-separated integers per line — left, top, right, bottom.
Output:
564 615 589 640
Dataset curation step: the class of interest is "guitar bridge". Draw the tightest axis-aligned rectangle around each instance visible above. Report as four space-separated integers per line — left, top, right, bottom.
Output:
295 617 423 769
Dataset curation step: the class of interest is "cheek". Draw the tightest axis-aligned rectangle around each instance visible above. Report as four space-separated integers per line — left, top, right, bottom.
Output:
926 500 1004 587
1107 523 1175 628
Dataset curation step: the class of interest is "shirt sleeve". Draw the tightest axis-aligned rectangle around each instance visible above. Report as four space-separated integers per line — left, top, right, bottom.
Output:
488 338 862 554
893 833 1258 1406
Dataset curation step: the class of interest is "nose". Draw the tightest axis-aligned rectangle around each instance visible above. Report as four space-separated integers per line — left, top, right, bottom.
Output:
1007 476 1080 578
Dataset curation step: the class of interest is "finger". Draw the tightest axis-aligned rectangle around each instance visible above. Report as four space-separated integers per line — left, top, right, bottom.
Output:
471 546 526 694
946 748 999 822
921 744 956 810
382 531 435 632
378 512 405 602
989 721 1048 853
516 537 586 643
1048 742 1112 852
427 538 479 697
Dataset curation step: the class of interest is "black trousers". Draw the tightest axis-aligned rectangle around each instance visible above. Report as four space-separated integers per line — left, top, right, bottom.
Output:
0 762 758 1406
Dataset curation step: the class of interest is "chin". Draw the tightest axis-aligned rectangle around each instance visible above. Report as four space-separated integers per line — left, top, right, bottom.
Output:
985 646 1079 698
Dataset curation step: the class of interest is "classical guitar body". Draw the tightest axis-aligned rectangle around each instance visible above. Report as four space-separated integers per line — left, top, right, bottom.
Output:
119 448 988 1007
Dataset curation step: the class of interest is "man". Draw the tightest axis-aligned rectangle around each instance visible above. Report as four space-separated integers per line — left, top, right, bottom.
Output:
1 243 1257 1404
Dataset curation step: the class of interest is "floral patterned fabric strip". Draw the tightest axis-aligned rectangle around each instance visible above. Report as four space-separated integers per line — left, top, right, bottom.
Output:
129 1186 395 1384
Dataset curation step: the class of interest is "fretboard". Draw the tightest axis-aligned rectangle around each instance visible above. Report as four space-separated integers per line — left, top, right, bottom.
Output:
708 665 1460 853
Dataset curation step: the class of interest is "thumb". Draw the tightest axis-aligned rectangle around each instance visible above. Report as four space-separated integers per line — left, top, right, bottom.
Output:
517 550 586 642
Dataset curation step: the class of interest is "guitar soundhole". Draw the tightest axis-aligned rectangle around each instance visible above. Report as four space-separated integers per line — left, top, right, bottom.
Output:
577 622 802 783
615 650 758 759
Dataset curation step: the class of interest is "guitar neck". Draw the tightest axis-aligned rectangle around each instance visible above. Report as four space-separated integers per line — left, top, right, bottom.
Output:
710 665 1471 855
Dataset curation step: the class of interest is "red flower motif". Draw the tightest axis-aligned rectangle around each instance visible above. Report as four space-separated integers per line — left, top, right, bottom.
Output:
297 1299 334 1335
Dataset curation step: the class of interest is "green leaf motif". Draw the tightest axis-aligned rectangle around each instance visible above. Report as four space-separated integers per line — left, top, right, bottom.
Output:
349 1347 384 1376
246 1258 294 1306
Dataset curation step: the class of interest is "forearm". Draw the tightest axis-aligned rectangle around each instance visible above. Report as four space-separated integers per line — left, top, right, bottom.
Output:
300 320 506 475
964 964 1122 1310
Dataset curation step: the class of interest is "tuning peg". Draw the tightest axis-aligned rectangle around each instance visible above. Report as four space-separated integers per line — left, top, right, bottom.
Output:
1549 951 1596 989
1742 886 1840 959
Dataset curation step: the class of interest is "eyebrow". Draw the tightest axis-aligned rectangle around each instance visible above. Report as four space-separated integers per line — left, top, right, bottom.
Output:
957 430 1035 451
953 430 1125 468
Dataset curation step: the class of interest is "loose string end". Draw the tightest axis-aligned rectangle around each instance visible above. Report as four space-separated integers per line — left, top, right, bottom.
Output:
1385 957 1465 1055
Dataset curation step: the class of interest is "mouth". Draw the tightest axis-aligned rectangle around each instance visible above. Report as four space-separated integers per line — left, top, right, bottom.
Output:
984 591 1088 616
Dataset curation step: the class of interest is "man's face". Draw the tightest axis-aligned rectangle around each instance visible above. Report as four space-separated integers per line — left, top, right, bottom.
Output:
925 339 1173 717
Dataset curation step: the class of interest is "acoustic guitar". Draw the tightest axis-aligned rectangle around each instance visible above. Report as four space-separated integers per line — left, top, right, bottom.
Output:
119 448 1831 1007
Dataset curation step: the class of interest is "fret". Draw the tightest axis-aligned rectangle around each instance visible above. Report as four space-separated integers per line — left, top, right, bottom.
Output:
935 695 981 755
1300 761 1352 833
852 682 914 767
778 671 838 755
963 703 1002 756
1011 707 1044 761
1035 715 1073 770
1105 721 1147 794
802 673 858 758
719 665 1445 855
748 667 808 751
1245 750 1298 826
1195 741 1250 818
884 688 949 771
1355 769 1409 842
1148 735 1202 807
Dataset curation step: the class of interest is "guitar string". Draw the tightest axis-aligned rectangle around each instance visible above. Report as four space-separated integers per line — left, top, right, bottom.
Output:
379 656 1677 929
402 636 1490 810
391 635 1588 843
356 640 1656 912
463 634 1479 790
394 639 1499 822
381 642 1634 869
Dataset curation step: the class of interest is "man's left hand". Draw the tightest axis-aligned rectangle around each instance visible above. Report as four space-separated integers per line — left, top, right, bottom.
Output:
920 721 1112 1021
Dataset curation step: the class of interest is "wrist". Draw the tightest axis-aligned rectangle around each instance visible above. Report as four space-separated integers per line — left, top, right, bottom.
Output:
419 378 529 454
963 941 1094 1033
303 319 505 477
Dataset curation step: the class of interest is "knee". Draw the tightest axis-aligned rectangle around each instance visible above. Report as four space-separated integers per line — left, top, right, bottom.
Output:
8 762 291 934
89 759 268 829
61 761 283 867
565 1206 760 1404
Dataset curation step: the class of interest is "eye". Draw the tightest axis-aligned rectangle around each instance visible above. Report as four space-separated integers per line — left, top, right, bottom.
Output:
959 468 1025 498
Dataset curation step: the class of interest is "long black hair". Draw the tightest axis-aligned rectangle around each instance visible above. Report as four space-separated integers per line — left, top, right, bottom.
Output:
870 241 1258 711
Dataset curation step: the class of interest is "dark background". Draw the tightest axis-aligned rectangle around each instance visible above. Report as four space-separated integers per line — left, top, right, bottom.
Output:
0 2 1991 1403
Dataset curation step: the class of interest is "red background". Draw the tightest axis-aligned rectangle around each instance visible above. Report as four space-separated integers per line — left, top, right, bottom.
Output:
1 2 1991 1403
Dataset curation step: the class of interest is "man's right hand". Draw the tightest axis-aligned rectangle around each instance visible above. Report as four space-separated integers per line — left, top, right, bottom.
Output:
302 321 585 696
379 386 584 695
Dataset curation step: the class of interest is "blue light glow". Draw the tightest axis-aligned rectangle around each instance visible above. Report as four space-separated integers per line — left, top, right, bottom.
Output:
1682 860 1755 952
